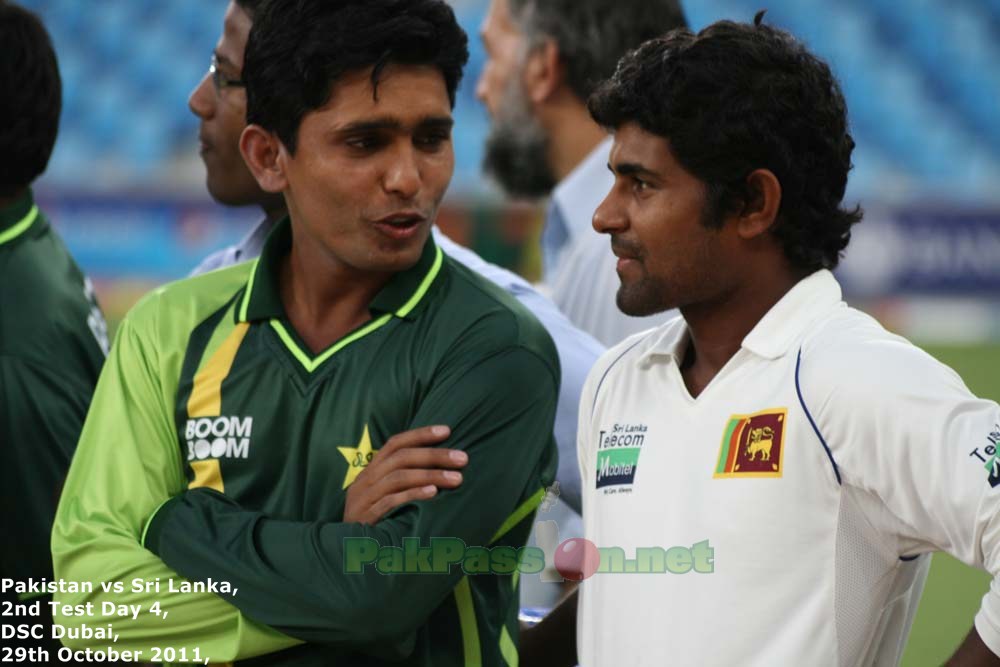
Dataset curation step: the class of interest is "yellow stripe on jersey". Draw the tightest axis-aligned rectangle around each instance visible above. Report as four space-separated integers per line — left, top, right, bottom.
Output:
188 459 225 493
188 321 250 417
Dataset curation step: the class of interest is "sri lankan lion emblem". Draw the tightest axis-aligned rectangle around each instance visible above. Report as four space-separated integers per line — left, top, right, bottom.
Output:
745 426 775 462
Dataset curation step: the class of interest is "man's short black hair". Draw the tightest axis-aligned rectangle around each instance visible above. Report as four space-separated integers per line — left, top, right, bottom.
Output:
589 12 862 272
0 0 61 195
509 0 687 103
234 0 265 18
244 0 469 155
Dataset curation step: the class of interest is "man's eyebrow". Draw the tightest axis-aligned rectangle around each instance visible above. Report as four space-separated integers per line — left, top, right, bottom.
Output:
336 115 454 134
214 50 237 69
609 161 657 178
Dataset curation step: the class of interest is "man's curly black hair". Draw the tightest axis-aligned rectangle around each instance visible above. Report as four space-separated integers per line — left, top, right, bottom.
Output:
244 0 469 155
588 11 862 271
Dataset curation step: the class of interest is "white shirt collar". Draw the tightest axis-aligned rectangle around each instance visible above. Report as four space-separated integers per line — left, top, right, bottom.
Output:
741 269 843 358
641 270 844 364
550 137 614 243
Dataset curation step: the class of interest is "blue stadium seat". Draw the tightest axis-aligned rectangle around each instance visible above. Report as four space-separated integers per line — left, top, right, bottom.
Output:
20 0 1000 202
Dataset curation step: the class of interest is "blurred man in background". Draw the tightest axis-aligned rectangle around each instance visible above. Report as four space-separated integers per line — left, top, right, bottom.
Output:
476 0 687 347
0 2 107 663
188 0 602 599
186 0 283 274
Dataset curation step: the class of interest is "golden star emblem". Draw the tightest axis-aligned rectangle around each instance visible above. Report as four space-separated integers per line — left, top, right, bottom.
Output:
338 425 375 489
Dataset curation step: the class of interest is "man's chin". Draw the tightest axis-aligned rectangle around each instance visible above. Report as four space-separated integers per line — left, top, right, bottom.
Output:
371 226 432 268
615 284 670 318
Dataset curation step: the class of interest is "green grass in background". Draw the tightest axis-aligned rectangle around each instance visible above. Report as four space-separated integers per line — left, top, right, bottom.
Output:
902 344 1000 665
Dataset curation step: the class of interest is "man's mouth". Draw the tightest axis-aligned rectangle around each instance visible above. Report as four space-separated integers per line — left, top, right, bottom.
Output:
611 237 643 274
372 212 427 240
611 238 641 262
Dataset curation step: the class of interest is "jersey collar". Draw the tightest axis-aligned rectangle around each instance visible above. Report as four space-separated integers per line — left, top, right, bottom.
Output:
0 188 43 247
641 269 843 365
237 216 444 323
740 269 843 359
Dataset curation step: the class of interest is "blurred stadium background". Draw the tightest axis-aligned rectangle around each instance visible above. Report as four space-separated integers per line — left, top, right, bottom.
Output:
15 0 1000 663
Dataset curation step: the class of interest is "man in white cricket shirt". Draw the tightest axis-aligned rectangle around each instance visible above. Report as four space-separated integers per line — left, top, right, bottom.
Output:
570 14 1000 666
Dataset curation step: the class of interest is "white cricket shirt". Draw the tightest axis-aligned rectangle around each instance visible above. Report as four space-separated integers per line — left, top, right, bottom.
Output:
577 270 1000 665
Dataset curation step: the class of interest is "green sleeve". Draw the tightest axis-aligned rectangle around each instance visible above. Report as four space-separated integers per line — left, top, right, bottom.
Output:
50 311 300 661
144 343 558 647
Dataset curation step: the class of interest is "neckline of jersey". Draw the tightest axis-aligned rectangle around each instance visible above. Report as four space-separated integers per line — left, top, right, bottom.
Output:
0 191 39 247
237 235 445 373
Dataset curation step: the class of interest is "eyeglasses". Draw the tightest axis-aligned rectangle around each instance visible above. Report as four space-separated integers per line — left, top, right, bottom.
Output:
209 54 245 93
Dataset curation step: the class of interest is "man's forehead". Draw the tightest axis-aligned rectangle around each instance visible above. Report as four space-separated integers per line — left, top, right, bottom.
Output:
219 1 252 69
311 66 453 128
611 124 671 162
482 0 520 38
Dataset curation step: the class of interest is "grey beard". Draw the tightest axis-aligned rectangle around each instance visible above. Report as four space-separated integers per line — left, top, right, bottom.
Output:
482 114 557 199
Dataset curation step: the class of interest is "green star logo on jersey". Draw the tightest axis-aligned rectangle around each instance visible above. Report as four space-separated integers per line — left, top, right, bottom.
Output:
338 425 375 489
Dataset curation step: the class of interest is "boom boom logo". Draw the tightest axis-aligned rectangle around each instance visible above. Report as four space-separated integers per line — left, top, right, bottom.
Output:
184 416 253 460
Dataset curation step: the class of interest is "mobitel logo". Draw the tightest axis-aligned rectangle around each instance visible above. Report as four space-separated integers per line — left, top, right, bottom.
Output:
185 416 253 461
596 422 647 490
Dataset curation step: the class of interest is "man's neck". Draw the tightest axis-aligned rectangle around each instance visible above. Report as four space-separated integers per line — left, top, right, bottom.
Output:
261 199 288 225
541 98 608 183
0 187 27 211
679 268 806 398
279 231 393 355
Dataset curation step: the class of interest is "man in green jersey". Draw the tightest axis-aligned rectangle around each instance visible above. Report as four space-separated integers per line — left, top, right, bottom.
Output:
0 3 108 663
51 1 559 665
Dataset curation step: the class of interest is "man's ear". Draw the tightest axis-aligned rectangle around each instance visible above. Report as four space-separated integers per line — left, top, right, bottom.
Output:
240 124 288 193
734 168 782 240
522 38 563 105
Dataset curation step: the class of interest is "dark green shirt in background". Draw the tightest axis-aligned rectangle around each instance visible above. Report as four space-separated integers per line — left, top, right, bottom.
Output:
54 217 559 666
0 189 107 658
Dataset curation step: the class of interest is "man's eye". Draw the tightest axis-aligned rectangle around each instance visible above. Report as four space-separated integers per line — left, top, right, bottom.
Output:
347 137 382 151
632 177 649 192
416 132 450 149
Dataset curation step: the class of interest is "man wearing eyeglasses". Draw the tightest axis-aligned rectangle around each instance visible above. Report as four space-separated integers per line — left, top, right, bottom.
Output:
186 0 284 274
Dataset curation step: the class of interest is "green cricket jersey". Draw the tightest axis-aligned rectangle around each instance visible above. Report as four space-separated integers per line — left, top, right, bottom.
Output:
1 189 107 658
52 217 559 666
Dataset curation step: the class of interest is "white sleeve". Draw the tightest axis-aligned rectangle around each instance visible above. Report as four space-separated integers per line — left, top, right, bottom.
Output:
515 290 603 515
189 246 238 276
803 331 1000 655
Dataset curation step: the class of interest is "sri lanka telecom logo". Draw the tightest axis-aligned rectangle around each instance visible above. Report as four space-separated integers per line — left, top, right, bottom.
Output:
596 422 646 492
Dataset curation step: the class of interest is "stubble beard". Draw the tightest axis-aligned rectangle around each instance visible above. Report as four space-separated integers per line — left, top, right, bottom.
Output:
616 270 673 317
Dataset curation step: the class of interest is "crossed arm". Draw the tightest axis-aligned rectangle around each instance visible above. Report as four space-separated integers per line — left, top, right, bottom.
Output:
52 312 558 661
